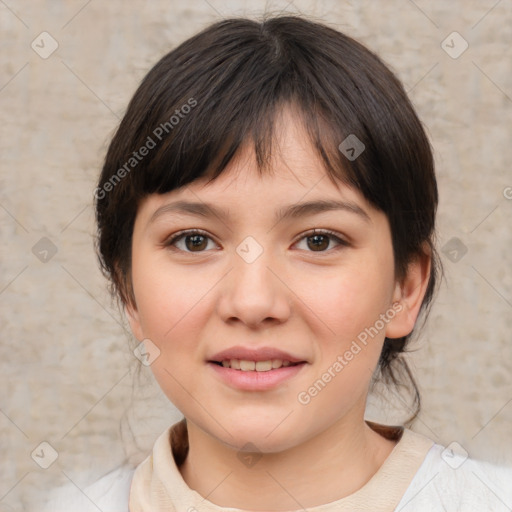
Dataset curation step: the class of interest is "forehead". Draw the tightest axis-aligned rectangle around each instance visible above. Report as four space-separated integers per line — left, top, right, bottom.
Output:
138 161 378 236
138 107 377 222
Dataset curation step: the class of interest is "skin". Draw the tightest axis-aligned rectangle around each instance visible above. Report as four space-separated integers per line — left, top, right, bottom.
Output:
126 107 431 510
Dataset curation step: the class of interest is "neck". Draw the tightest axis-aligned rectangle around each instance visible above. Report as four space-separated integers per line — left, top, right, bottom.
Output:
178 413 397 510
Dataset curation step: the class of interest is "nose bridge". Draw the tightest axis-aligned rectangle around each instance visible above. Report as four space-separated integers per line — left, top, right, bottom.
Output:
233 235 277 303
217 235 290 326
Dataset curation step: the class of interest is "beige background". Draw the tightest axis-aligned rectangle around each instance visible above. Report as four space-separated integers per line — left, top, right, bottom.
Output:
1 1 511 510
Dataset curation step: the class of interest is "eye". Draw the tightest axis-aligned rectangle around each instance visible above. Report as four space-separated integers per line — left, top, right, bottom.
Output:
164 228 349 254
294 229 349 253
165 229 218 253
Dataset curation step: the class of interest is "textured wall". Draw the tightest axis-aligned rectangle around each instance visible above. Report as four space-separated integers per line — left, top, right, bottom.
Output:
1 1 511 510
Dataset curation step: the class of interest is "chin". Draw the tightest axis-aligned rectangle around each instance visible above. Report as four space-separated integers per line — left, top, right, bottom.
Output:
218 423 298 454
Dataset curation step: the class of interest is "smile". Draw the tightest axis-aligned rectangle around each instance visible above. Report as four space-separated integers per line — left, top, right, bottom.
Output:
207 360 307 391
213 359 300 371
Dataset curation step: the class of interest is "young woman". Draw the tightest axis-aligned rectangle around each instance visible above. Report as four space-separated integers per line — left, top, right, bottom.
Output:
45 14 512 512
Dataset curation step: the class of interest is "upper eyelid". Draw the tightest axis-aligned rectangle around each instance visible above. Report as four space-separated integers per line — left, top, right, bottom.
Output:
165 228 217 244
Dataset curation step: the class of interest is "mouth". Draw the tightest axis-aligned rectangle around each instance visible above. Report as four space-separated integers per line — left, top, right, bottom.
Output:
207 358 307 391
208 359 304 371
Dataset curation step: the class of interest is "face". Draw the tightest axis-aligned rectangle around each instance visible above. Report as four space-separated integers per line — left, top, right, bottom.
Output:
127 109 410 453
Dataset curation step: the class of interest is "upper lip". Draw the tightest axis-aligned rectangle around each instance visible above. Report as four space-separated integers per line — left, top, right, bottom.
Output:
208 346 307 363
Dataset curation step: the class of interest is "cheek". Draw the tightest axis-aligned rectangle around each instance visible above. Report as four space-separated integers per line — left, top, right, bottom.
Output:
292 258 395 406
296 261 394 342
130 255 216 405
131 245 182 328
130 249 221 367
293 267 392 415
133 263 209 341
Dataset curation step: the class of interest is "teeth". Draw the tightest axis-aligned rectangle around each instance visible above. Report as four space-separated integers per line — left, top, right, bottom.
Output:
240 360 255 371
255 361 272 371
219 359 297 371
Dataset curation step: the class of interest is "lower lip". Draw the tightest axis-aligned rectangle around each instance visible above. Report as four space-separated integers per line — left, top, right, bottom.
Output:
207 362 307 391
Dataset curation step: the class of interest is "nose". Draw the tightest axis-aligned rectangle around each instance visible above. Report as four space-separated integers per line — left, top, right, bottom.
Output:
216 244 291 329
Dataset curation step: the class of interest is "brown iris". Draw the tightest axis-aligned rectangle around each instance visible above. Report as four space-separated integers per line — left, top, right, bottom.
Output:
307 234 329 251
185 234 208 251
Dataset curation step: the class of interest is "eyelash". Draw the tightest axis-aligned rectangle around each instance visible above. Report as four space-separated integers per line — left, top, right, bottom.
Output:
164 228 349 255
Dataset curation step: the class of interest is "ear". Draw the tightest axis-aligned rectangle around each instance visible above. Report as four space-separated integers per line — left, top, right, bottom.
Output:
385 245 432 339
125 299 145 341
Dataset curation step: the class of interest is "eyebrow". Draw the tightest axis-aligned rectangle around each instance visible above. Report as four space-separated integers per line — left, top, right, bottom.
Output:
149 199 371 225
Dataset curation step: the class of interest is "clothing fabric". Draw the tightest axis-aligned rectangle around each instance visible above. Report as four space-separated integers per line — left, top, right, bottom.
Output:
43 419 512 511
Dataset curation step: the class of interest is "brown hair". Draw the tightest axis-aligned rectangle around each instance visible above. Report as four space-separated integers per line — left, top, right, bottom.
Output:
95 15 441 423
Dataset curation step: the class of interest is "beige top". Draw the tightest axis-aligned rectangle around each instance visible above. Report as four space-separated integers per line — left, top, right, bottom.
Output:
129 419 434 511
